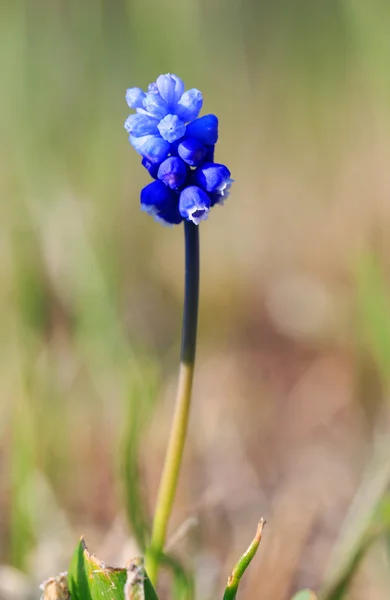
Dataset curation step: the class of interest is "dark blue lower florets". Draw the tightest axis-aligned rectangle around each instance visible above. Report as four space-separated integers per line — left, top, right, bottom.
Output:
140 150 232 226
138 123 233 226
125 73 233 225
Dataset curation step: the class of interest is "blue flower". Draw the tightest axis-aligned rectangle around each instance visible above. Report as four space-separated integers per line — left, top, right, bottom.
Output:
141 180 182 225
130 134 171 165
179 186 210 225
125 74 203 163
125 73 233 225
158 114 186 143
157 157 189 189
177 137 207 167
193 162 233 196
209 185 233 207
142 157 160 179
185 114 219 146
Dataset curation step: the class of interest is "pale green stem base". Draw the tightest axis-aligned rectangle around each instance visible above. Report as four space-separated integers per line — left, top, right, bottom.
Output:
145 362 195 584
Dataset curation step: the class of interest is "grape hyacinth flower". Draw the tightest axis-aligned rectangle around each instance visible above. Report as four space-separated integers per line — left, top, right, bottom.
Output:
124 74 235 587
125 73 233 226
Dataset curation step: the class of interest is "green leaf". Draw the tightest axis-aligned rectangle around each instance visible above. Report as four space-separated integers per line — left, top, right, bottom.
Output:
290 591 317 600
122 362 159 552
377 493 390 568
68 539 159 600
356 253 390 386
223 519 265 600
321 536 376 600
68 538 126 600
160 552 194 600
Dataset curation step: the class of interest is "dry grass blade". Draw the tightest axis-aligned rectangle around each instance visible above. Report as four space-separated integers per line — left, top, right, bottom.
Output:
40 573 70 600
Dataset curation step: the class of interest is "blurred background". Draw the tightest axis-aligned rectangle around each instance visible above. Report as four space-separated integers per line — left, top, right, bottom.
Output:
2 1 390 598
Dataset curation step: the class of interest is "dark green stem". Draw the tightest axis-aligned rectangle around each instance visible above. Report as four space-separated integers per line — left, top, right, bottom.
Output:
181 221 199 364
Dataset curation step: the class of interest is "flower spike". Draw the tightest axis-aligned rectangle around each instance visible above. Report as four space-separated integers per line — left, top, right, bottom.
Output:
124 73 233 225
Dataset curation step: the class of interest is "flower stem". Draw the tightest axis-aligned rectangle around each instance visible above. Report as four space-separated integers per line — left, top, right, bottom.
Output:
146 220 199 585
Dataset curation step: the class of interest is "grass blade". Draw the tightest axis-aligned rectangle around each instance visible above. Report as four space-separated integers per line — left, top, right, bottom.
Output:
223 519 265 600
320 444 390 600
